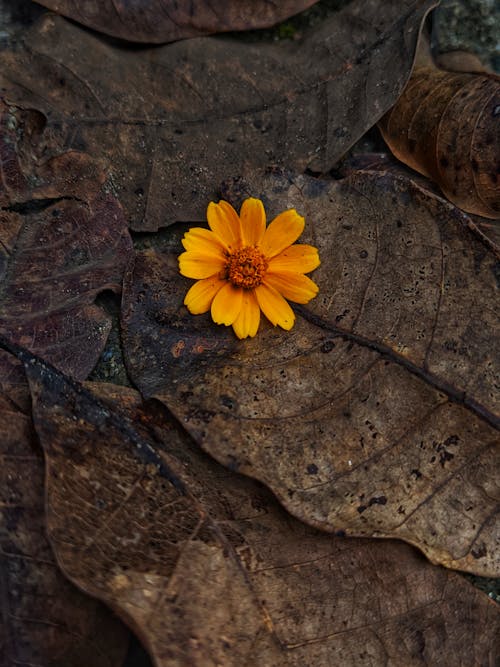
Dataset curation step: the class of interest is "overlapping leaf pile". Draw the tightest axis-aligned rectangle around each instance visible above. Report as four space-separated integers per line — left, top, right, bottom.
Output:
0 0 435 230
2 341 499 666
0 1 498 665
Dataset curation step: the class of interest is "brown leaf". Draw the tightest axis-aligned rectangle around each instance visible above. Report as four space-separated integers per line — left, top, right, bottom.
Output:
0 100 105 205
0 350 30 413
434 50 493 74
378 64 500 219
9 343 499 666
121 169 499 576
33 0 320 44
0 0 436 230
0 387 129 667
0 102 133 380
0 202 131 379
340 153 500 255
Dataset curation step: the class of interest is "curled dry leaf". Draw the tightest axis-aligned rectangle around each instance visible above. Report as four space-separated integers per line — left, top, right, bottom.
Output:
6 342 498 666
0 102 133 380
378 64 500 219
0 0 436 230
121 169 499 576
33 0 319 44
0 387 129 667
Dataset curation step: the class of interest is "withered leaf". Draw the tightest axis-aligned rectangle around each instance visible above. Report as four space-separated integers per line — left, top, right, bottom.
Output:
378 64 500 219
0 387 129 667
0 100 106 206
0 0 436 230
9 342 499 667
121 169 499 576
33 0 319 44
340 152 500 254
0 101 132 379
0 199 131 379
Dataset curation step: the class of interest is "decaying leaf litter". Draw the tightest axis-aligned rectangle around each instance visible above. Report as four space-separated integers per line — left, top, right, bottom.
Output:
0 391 129 667
2 339 499 666
0 0 436 230
2 1 497 664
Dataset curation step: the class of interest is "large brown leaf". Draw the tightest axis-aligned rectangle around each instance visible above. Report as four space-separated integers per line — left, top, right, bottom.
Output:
0 389 129 667
0 102 133 380
33 0 319 44
121 169 499 576
8 342 499 666
378 64 500 219
0 0 436 230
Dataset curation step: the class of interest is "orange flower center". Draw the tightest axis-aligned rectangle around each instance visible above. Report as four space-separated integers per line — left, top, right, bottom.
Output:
226 246 268 289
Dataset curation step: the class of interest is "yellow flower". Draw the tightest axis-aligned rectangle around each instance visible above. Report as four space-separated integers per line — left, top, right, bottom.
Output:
178 198 320 339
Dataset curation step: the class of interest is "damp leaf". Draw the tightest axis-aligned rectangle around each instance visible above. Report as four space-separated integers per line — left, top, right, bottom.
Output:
33 0 320 44
378 64 500 219
0 0 436 230
121 169 500 576
6 341 498 667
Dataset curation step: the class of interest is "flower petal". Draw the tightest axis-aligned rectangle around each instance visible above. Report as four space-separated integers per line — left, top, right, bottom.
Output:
240 197 266 247
184 276 226 314
260 209 305 259
182 227 226 256
178 251 225 279
255 283 295 330
264 271 319 304
211 282 243 326
207 201 241 251
232 290 260 339
268 244 320 274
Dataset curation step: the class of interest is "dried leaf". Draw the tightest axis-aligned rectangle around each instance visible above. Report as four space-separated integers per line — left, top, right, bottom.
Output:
0 350 30 413
378 64 500 218
121 169 499 575
434 50 492 74
0 202 131 380
8 343 499 666
0 388 129 667
33 0 319 44
0 0 436 230
0 102 133 380
0 100 105 205
340 153 500 255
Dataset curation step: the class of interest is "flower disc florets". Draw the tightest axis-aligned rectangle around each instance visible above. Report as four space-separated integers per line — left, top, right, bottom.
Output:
226 246 268 289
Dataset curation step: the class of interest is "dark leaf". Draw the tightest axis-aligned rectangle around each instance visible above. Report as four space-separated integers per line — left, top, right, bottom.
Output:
33 0 320 44
121 169 499 575
0 103 133 380
340 153 500 254
0 100 105 205
378 64 500 219
0 0 436 230
7 342 498 666
0 387 129 667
